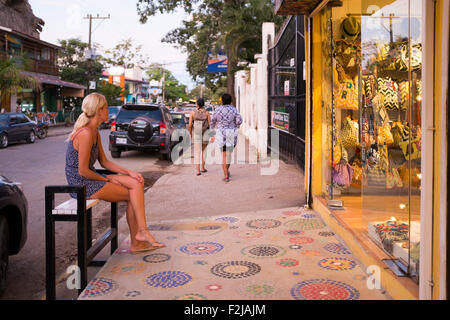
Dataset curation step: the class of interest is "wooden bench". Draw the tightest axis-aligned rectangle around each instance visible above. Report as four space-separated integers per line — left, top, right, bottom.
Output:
45 169 118 300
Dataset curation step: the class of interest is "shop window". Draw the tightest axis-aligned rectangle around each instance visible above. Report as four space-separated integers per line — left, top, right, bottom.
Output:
317 0 422 282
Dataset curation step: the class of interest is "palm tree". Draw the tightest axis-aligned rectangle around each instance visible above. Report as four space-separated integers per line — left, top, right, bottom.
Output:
0 55 41 110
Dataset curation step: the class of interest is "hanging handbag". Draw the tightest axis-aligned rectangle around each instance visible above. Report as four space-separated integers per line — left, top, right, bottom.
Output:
334 80 359 110
341 116 359 149
350 159 362 188
386 168 404 189
367 165 386 187
333 163 354 188
399 138 421 160
333 143 342 166
378 123 394 146
410 43 422 71
378 145 390 171
377 77 400 110
398 81 409 111
341 117 358 150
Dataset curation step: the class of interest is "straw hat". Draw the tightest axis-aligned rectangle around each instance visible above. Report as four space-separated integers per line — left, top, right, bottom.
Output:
341 16 361 41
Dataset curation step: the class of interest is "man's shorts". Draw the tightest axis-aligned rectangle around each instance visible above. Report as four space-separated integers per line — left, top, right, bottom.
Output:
222 144 236 152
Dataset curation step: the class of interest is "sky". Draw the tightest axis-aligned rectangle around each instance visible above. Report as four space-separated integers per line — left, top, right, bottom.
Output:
28 0 196 89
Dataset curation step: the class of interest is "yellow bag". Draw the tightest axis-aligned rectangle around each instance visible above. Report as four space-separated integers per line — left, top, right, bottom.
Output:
334 80 359 110
341 116 359 149
333 144 342 166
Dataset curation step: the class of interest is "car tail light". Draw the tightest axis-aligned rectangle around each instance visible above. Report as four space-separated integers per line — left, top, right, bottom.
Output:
160 122 166 134
111 120 117 131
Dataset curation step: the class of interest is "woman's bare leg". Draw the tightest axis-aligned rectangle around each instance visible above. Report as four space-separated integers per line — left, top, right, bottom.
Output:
125 203 149 251
90 175 164 247
194 143 201 174
201 144 207 171
222 151 227 177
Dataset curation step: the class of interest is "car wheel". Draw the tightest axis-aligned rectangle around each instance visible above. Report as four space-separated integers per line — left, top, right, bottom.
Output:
161 148 172 162
0 216 9 296
111 150 121 158
0 134 8 149
26 131 36 144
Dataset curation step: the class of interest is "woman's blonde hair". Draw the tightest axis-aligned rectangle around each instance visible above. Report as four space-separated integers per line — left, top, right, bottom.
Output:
68 93 107 140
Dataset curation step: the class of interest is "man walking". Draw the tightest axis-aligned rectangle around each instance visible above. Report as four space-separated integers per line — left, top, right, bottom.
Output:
210 93 242 182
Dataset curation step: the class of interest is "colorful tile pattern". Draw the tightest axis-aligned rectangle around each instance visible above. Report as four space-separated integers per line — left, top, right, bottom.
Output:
79 207 390 300
318 258 357 271
246 219 281 229
179 242 224 255
241 244 286 259
145 271 192 288
290 279 360 300
210 261 261 279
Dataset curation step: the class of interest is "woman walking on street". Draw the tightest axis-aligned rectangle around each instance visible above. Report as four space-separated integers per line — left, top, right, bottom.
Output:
210 93 242 182
189 98 211 176
65 93 164 254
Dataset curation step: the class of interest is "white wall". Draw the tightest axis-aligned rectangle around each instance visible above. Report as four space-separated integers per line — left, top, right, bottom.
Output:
235 22 275 159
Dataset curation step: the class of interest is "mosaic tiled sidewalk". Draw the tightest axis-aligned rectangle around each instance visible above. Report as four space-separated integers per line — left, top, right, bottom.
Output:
78 207 391 300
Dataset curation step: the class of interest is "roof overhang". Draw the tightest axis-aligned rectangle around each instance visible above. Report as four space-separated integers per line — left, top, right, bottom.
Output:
275 0 342 16
21 71 85 97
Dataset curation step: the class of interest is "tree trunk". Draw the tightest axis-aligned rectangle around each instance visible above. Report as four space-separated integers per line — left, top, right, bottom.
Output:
226 46 236 105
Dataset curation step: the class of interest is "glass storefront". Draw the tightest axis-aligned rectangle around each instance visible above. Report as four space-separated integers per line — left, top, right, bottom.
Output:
317 0 422 281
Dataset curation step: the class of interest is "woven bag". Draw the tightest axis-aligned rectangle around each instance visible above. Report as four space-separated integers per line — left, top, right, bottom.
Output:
411 43 422 71
341 117 359 149
399 81 409 111
367 165 386 187
334 80 359 110
399 138 421 160
377 77 400 110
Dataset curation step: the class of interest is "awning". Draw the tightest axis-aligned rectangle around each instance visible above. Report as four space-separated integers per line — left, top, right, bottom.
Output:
275 0 342 16
21 71 86 90
20 71 86 97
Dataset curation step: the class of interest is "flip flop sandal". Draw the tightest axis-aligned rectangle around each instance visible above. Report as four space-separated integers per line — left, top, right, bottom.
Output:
201 169 208 173
196 172 201 176
130 244 158 255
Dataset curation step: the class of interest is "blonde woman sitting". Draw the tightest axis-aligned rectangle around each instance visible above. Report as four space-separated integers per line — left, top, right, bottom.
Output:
65 93 164 254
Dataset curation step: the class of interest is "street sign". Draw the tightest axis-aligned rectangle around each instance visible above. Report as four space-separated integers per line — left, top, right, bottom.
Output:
207 51 228 73
284 80 290 96
271 111 290 132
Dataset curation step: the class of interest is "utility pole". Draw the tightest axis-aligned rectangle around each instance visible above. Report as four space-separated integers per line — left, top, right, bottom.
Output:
84 14 110 94
84 14 110 49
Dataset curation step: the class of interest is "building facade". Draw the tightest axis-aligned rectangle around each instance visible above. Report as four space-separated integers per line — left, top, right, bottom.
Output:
275 0 449 300
0 26 85 114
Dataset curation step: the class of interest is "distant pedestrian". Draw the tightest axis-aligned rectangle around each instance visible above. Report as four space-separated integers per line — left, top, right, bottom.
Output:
210 93 242 182
189 97 210 175
16 100 22 113
65 93 164 254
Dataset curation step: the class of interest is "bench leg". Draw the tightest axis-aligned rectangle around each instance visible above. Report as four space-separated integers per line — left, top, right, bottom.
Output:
77 210 88 296
86 208 92 250
111 202 118 255
45 215 56 300
45 190 56 301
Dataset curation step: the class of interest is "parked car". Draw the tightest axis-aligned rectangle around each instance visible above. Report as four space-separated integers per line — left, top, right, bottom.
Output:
0 175 28 296
171 112 187 130
0 113 37 148
109 104 177 160
100 106 121 129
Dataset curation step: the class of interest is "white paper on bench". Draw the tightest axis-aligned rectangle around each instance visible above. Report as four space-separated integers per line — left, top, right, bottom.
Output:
52 199 100 215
